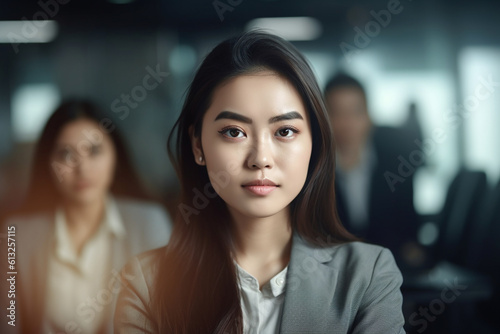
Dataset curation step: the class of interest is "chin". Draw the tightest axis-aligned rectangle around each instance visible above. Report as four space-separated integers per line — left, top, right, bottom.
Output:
232 202 289 220
68 191 103 205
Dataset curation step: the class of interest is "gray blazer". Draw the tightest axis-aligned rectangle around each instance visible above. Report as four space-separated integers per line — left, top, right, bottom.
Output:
113 234 405 333
0 198 172 334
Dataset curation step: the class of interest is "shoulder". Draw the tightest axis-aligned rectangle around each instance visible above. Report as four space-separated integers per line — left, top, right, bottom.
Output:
289 238 405 332
296 236 398 267
2 212 53 241
329 243 405 332
331 242 401 280
293 237 401 285
121 246 164 294
117 247 165 313
331 241 399 271
4 212 52 226
319 241 403 306
1 213 54 279
332 242 402 284
114 247 165 332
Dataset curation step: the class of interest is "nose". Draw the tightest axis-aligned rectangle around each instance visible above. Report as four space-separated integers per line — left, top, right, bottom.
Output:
247 134 274 170
74 154 90 176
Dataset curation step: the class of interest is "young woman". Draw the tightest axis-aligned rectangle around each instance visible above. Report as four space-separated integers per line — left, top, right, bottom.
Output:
1 100 172 334
114 31 405 333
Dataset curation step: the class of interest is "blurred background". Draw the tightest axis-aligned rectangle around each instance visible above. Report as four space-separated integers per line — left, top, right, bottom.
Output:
0 0 499 333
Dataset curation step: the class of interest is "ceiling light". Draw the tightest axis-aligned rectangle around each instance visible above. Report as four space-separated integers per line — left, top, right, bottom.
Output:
0 20 58 45
245 17 322 41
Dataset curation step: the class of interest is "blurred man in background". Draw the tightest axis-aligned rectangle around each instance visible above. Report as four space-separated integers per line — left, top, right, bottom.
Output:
324 73 422 269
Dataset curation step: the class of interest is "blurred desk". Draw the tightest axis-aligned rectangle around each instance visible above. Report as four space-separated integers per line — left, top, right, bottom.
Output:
402 261 494 334
402 261 493 303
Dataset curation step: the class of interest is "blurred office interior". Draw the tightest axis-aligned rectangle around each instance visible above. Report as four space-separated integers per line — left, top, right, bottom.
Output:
0 0 500 332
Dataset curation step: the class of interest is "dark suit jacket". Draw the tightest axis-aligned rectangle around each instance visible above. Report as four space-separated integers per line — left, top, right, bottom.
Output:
114 234 405 333
335 126 420 266
0 197 172 334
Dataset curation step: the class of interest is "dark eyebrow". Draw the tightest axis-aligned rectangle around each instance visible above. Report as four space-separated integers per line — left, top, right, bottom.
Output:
214 111 252 124
215 111 304 124
268 111 304 123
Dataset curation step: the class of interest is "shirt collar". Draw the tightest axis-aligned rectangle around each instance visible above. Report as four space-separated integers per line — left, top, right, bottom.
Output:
234 261 288 298
105 195 126 239
53 208 76 264
53 195 126 264
267 266 288 297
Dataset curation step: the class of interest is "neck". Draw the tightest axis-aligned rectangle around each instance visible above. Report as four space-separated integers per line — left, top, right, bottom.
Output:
229 208 292 287
63 196 105 227
61 195 107 255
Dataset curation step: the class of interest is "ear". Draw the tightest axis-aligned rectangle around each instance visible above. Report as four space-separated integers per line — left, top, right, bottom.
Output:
189 125 205 166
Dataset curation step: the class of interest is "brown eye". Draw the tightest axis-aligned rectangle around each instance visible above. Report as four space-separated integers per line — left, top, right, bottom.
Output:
279 129 291 137
229 129 241 137
276 127 298 138
218 127 246 139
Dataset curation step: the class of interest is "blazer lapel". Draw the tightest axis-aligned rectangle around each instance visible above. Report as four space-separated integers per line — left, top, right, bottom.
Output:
279 234 339 334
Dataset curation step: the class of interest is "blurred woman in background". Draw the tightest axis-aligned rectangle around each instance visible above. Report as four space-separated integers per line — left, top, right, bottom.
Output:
1 100 172 334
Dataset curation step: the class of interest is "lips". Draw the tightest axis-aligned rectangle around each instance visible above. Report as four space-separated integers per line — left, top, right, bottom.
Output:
242 179 278 196
74 180 92 190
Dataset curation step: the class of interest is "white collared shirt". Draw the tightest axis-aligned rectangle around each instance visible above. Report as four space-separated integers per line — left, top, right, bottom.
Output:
236 262 288 334
43 195 126 334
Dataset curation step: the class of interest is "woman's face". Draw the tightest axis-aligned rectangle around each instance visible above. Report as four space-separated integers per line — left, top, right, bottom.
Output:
50 118 117 206
193 71 312 220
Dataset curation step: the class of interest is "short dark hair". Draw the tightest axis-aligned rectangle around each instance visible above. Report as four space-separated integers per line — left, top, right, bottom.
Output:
324 73 366 100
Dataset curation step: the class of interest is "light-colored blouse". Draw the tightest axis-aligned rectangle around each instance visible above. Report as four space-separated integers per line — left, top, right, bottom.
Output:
235 262 288 334
44 196 125 333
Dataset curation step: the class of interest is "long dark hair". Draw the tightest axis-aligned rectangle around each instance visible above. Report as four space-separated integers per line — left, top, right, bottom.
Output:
151 31 355 333
13 99 151 215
